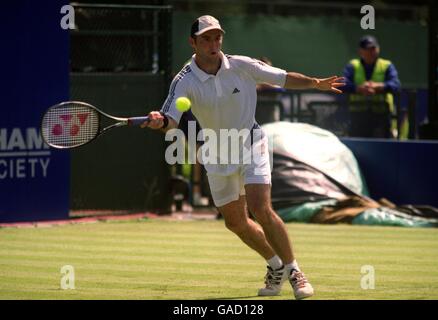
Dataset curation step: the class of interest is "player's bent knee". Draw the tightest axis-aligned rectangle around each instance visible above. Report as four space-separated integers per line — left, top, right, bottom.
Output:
224 219 249 235
247 202 270 217
247 202 264 216
252 207 277 226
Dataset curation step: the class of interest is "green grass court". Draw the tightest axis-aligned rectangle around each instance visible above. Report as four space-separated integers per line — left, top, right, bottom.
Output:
1 219 438 300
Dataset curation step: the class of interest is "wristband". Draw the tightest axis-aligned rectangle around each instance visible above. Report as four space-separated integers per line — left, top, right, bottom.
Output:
159 112 169 129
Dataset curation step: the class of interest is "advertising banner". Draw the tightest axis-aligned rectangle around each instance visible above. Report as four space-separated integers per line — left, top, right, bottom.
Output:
0 1 70 222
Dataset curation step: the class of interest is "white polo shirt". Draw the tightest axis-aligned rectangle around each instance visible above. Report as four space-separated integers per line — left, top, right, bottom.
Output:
161 52 287 175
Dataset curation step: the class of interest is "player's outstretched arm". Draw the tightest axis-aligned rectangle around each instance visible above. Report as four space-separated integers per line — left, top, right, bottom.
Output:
140 111 178 133
284 72 345 93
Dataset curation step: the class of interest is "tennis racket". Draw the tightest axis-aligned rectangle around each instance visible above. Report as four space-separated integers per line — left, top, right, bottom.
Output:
41 101 150 149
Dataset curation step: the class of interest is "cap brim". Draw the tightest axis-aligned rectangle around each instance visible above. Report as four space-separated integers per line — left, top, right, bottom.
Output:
361 44 378 49
194 26 225 36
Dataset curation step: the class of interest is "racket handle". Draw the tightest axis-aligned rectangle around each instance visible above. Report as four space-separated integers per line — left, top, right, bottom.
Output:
127 116 150 126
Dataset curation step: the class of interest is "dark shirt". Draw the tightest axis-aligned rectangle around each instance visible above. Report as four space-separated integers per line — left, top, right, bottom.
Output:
342 58 401 93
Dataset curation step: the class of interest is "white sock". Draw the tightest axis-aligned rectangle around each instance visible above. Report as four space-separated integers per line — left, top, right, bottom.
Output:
284 259 300 272
267 255 283 270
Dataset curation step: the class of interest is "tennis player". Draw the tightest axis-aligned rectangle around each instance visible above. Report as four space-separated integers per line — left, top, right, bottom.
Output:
143 15 344 299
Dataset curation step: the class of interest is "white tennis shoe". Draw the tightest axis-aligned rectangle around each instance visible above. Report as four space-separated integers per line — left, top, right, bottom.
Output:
258 265 289 296
289 269 314 300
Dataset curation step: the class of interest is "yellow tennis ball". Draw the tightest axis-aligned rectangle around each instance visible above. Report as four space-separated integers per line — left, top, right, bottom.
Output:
175 97 191 112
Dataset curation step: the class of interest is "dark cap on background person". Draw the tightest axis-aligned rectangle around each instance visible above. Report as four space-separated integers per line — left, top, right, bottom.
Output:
359 35 379 49
190 15 225 38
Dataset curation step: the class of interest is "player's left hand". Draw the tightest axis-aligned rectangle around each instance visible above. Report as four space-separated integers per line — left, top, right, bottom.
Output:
314 76 345 93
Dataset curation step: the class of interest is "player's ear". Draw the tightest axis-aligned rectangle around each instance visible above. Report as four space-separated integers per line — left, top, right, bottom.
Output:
189 36 196 49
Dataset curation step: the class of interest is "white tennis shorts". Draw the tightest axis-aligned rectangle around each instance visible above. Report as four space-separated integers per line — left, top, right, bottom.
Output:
207 136 271 207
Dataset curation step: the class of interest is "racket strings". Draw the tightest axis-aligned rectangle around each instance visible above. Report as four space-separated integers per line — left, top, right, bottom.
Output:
42 103 99 148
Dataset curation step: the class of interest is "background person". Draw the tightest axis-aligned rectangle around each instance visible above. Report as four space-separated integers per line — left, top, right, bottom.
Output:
342 35 403 138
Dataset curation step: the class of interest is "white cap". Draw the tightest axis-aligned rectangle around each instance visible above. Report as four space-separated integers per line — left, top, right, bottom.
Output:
190 15 225 37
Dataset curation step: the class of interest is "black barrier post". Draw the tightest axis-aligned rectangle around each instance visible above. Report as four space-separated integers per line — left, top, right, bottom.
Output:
408 89 417 140
428 1 437 123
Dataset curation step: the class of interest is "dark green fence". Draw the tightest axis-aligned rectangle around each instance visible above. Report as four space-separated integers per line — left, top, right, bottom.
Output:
70 73 171 212
70 4 173 213
172 11 428 88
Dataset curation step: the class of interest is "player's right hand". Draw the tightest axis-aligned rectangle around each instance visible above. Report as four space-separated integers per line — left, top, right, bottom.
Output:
141 111 164 129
